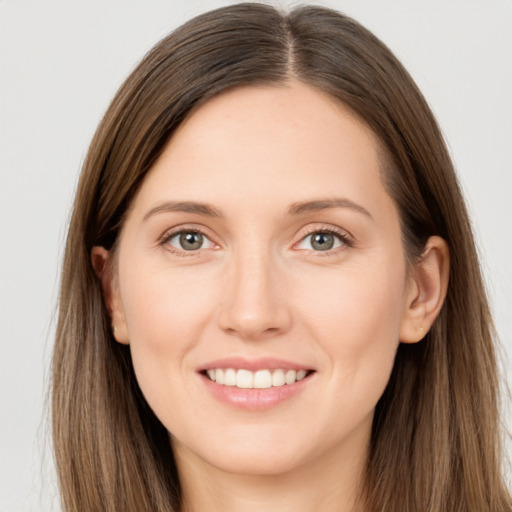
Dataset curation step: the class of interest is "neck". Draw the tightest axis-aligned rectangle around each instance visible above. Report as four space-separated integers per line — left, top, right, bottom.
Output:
174 430 368 512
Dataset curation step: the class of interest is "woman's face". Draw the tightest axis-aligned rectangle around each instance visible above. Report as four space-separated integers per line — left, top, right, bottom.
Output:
106 81 419 477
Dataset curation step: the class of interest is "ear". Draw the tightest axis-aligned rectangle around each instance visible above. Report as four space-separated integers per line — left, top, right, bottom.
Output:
91 246 130 345
399 236 450 343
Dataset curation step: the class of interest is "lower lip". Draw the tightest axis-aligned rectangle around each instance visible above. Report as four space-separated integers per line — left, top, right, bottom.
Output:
200 373 314 411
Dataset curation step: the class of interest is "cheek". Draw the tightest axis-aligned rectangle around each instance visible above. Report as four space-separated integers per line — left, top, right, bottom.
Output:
297 256 406 336
121 262 217 344
293 256 406 385
118 263 220 405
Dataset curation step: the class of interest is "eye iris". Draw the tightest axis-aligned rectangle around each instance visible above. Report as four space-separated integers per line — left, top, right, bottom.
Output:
311 232 334 251
179 232 203 250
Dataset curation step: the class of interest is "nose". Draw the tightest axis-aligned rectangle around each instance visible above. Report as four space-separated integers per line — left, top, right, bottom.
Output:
217 249 293 340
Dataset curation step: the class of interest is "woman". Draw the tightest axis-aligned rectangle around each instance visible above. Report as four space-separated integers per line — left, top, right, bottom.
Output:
51 3 511 511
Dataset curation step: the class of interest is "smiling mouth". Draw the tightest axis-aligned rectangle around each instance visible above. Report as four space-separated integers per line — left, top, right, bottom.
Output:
202 368 314 389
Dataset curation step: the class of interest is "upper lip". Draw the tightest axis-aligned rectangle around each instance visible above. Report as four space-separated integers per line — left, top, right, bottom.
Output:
198 357 314 373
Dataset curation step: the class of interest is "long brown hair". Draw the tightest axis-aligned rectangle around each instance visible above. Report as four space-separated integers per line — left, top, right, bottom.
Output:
52 3 511 511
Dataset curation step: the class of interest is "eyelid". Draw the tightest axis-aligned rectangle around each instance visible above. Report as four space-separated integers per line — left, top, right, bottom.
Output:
293 224 354 252
157 222 354 255
158 224 220 254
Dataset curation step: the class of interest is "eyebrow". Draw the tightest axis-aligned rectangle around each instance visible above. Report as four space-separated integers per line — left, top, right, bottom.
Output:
143 197 372 222
288 198 372 218
143 201 223 221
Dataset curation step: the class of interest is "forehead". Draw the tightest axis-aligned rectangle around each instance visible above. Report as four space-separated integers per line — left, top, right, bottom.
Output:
129 81 392 219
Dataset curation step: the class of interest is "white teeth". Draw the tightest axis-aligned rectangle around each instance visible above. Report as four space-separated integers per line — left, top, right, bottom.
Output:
272 369 286 387
237 369 253 389
253 370 272 389
296 370 307 381
215 369 224 385
285 370 297 385
206 368 310 388
224 368 237 386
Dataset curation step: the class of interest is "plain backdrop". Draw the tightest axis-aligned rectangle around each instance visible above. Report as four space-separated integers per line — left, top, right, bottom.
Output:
1 1 511 510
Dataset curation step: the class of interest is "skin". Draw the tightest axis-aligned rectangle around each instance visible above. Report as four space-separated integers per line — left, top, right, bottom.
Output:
93 81 449 512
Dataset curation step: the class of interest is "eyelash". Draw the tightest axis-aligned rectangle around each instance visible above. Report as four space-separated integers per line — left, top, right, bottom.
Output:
296 226 354 255
159 226 215 257
159 225 354 256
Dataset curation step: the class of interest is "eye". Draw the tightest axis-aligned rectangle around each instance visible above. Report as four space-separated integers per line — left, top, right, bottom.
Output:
296 230 348 252
165 230 215 251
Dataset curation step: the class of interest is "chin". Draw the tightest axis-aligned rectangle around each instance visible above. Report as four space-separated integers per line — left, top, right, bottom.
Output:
172 428 313 477
206 448 307 477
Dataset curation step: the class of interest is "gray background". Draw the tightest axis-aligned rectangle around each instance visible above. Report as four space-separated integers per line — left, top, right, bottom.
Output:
1 1 511 510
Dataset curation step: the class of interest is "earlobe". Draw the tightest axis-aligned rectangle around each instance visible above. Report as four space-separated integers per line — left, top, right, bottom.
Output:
91 246 130 345
399 236 450 343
